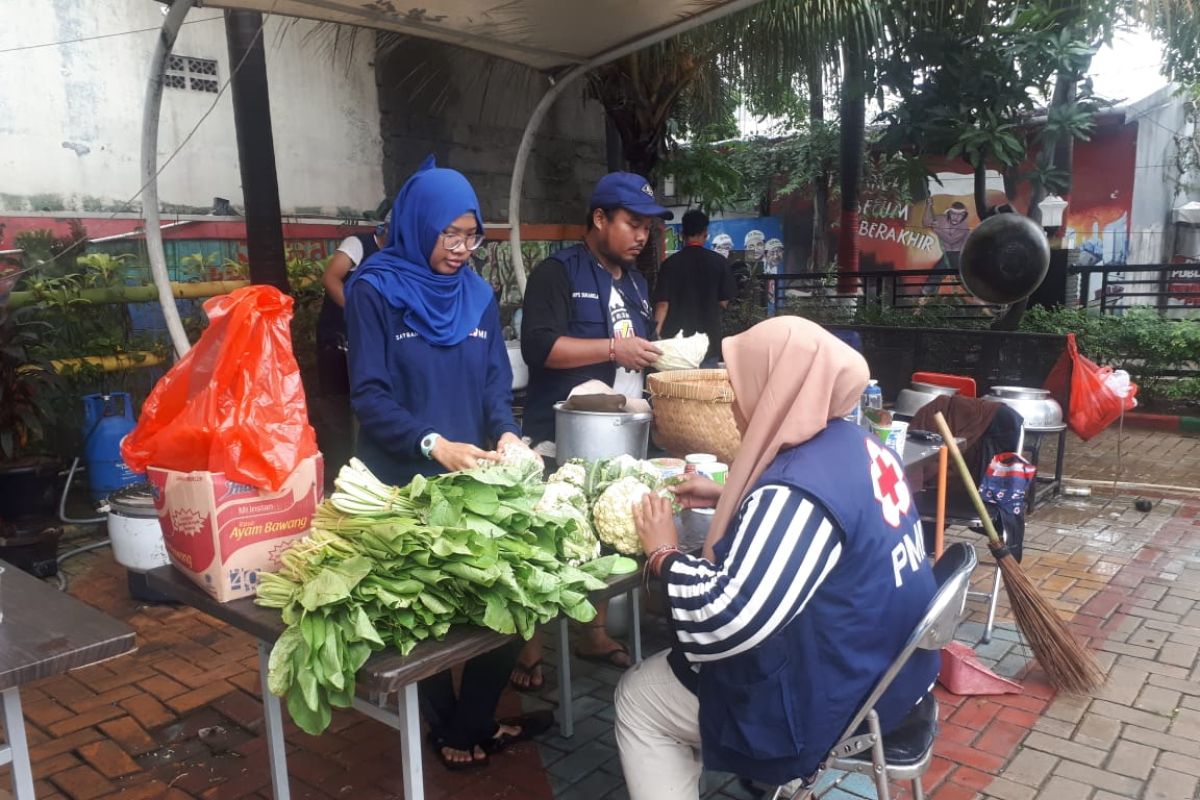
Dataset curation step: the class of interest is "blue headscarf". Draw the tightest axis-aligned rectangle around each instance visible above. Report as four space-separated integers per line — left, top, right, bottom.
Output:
346 156 492 346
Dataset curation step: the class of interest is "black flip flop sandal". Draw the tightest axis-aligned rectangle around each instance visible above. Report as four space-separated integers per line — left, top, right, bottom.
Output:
572 642 632 668
427 732 490 771
481 710 555 755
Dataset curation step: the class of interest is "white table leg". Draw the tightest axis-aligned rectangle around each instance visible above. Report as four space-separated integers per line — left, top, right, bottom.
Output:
630 589 643 664
397 682 423 800
258 642 291 800
2 687 36 799
558 615 574 738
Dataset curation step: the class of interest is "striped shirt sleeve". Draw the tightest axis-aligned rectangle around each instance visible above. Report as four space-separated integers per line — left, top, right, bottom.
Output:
663 484 843 663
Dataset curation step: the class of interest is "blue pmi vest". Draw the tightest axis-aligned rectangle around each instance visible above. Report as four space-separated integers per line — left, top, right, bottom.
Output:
522 244 654 442
697 419 940 785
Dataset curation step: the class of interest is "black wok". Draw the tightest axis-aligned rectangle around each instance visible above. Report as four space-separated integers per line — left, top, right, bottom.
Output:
959 213 1050 304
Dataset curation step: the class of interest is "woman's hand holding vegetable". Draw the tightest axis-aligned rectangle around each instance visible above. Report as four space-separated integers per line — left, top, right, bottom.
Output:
432 438 497 472
669 475 723 509
497 432 525 451
633 493 679 555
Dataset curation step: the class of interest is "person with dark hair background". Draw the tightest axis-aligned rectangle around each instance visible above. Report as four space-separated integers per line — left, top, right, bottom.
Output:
653 209 737 365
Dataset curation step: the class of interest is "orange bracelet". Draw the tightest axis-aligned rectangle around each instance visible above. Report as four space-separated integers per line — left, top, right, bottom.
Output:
608 337 616 362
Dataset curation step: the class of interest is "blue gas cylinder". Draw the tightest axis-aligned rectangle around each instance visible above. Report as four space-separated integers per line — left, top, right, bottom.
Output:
83 393 144 503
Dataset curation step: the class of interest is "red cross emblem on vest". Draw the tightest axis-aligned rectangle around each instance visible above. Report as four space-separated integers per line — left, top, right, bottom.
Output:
866 438 911 528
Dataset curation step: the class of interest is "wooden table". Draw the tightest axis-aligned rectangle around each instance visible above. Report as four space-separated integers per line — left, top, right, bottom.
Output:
1 560 137 800
145 563 643 800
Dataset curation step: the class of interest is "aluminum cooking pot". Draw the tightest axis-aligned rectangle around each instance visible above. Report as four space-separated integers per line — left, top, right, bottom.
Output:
983 385 1065 431
554 402 652 462
894 381 959 419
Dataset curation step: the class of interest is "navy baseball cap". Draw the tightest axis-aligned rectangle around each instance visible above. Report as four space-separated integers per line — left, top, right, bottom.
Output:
590 172 674 220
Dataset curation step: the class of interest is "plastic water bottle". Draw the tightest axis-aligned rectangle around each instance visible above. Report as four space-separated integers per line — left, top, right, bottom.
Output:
863 380 883 411
860 380 882 428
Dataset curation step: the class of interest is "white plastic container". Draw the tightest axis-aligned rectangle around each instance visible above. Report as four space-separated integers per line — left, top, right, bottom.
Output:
107 483 170 572
697 461 728 485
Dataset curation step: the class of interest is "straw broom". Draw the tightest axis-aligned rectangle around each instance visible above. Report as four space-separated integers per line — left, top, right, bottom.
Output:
932 412 1104 694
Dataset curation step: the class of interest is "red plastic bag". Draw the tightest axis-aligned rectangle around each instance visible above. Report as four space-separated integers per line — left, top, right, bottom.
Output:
1043 333 1137 441
122 285 318 491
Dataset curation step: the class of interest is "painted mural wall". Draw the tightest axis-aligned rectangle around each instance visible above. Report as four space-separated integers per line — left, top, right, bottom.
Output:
850 123 1138 278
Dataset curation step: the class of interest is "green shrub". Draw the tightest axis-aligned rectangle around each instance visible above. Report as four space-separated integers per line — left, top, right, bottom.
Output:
1019 307 1200 399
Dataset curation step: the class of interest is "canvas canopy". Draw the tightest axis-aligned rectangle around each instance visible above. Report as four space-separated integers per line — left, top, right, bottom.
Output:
144 0 764 356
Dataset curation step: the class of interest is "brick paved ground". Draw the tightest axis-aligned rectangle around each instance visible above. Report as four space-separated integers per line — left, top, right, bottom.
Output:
2 431 1198 800
1050 426 1200 489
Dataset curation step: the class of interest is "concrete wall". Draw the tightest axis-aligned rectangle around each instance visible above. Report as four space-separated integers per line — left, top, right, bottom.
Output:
1127 85 1192 264
375 37 608 224
0 1 383 216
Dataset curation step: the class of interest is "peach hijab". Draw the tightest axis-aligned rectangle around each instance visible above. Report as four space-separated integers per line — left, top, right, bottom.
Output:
704 317 870 558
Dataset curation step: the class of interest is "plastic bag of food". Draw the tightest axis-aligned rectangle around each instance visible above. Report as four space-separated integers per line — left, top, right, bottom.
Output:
653 332 709 371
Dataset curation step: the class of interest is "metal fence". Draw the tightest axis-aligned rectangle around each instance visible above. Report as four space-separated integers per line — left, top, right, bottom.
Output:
1072 262 1200 317
748 263 1200 320
750 268 1004 320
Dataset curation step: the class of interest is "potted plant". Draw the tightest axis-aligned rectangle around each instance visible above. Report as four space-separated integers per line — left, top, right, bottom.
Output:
0 299 64 522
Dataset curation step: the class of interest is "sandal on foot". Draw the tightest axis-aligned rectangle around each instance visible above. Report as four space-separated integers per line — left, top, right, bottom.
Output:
573 642 632 668
508 658 544 691
428 733 489 772
481 710 555 755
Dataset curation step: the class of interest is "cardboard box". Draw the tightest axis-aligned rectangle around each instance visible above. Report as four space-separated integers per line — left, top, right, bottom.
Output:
147 455 323 602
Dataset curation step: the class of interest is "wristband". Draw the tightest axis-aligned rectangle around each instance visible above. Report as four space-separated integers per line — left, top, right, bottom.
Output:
609 337 616 362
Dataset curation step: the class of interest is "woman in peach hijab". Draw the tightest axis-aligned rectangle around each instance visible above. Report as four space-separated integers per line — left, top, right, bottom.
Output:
616 317 939 797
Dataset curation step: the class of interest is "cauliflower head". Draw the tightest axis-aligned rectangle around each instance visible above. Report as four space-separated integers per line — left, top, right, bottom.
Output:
591 476 654 555
477 440 544 483
535 481 600 565
548 461 587 488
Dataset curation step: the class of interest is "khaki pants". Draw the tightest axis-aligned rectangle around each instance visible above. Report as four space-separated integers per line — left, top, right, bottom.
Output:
615 650 703 800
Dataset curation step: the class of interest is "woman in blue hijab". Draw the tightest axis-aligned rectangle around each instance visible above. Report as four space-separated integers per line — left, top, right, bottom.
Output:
345 157 550 769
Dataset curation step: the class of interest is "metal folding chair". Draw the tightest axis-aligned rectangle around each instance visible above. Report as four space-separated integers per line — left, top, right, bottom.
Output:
771 542 978 800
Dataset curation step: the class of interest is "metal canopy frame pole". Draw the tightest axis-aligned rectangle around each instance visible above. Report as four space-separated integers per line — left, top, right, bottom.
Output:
506 0 766 296
141 0 196 359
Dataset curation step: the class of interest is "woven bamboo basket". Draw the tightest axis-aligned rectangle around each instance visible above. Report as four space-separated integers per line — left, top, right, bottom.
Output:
647 369 741 464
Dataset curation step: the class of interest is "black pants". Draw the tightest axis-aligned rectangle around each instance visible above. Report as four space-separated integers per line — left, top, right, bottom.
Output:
420 640 520 748
313 343 353 485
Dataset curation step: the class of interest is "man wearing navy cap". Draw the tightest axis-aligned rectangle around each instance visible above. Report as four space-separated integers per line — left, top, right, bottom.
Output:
516 173 669 681
521 172 670 447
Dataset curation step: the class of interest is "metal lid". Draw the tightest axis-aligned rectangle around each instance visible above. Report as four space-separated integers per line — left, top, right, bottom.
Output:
107 483 159 518
988 386 1050 400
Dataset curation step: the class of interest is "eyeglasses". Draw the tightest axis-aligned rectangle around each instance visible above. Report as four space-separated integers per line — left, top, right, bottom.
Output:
441 232 486 252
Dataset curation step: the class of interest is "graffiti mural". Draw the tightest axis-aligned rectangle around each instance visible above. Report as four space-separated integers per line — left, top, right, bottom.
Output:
852 124 1137 298
666 216 785 275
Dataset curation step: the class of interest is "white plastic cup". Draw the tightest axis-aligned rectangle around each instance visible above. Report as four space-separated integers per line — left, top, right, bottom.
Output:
684 453 717 475
886 421 909 457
